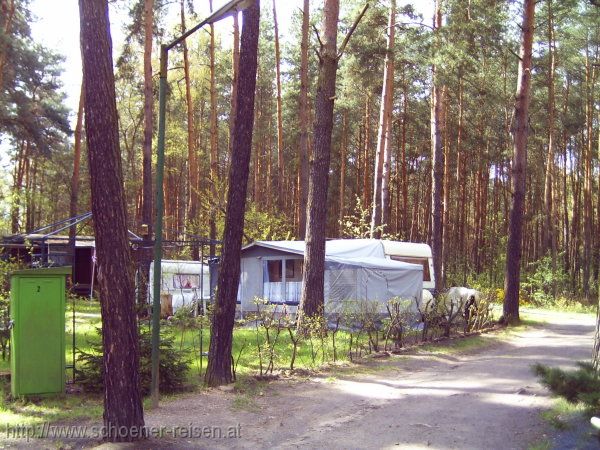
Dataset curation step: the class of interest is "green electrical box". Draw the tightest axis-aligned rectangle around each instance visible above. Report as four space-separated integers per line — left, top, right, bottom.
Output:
10 266 70 397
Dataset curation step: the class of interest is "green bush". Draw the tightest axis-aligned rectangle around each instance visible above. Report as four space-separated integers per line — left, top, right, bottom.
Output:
521 256 573 306
534 362 600 414
76 326 190 395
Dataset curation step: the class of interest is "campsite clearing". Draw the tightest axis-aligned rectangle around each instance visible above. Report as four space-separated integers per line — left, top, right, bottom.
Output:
11 309 593 449
140 310 596 449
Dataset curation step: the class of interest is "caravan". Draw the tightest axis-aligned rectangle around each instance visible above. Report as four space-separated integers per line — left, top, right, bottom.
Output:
238 239 425 316
148 260 210 314
381 241 435 293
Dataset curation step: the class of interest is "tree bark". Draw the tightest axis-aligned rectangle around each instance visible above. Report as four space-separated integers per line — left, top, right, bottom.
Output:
273 0 285 211
79 0 144 440
561 81 571 275
209 0 219 256
401 78 409 238
583 50 595 299
69 83 85 247
228 12 240 167
338 112 347 234
543 0 556 264
380 0 397 237
431 0 444 293
181 0 198 254
11 139 28 233
503 0 535 325
362 94 371 209
142 0 154 235
298 0 310 238
442 84 450 283
204 0 260 387
371 0 396 238
298 0 341 328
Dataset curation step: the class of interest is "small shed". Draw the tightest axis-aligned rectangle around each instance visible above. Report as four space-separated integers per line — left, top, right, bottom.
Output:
10 266 70 397
238 239 423 315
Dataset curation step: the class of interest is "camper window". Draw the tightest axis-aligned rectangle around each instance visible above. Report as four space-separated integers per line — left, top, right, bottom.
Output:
285 259 303 281
267 260 282 282
173 273 200 289
263 258 303 304
390 256 431 281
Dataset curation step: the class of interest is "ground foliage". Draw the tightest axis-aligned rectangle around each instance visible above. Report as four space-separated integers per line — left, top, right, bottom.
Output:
534 361 600 415
76 326 190 395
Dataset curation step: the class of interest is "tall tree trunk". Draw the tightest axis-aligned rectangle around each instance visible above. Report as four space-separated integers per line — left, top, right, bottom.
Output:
273 0 285 211
431 0 444 293
338 112 347 233
562 76 570 274
298 0 341 326
380 0 396 235
298 0 310 238
442 85 450 284
362 94 371 209
11 139 27 233
209 0 218 256
401 78 409 238
583 50 595 299
142 0 154 235
371 0 396 238
181 0 198 255
543 0 557 268
69 83 85 248
503 0 535 325
228 12 240 165
205 0 260 387
455 76 465 278
24 154 31 231
79 0 144 440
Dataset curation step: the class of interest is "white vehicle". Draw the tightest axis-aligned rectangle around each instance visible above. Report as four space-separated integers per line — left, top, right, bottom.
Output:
148 260 210 313
381 241 435 292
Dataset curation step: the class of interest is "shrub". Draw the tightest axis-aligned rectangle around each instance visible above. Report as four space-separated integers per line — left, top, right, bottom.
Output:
76 326 190 395
534 362 600 414
383 297 418 349
521 256 575 306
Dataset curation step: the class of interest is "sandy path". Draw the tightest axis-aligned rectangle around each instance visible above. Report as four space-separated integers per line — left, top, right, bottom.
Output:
106 310 594 450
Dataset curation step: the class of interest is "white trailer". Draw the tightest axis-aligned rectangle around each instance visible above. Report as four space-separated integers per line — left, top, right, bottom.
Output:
148 260 210 314
381 241 435 297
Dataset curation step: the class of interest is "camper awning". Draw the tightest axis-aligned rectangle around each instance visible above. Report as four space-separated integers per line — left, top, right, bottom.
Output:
323 256 423 312
325 255 422 271
242 239 386 259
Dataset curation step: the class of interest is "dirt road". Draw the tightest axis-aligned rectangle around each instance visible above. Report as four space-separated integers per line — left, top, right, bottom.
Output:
111 310 595 450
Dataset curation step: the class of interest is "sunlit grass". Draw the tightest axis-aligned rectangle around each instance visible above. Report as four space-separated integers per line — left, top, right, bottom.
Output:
0 380 102 431
540 398 584 430
419 334 498 355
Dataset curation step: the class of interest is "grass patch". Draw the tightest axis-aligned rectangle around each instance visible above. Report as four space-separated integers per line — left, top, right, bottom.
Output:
419 334 498 356
540 398 584 430
0 379 102 434
230 378 267 411
527 439 552 450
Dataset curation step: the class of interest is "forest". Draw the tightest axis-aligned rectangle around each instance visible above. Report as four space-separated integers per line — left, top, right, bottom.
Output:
2 0 600 303
3 0 600 445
